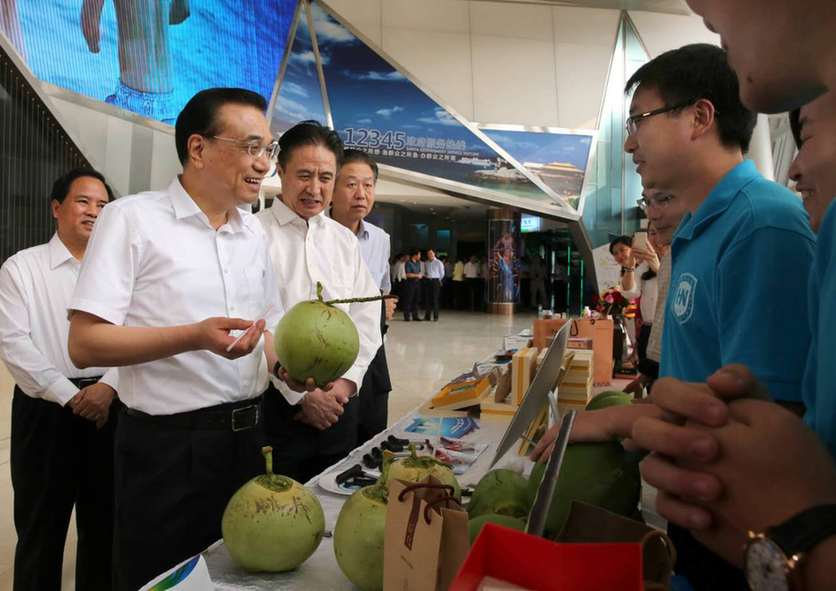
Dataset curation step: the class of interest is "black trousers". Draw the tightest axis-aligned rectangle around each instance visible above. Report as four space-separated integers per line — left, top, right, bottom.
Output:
453 280 466 309
10 386 119 591
466 278 482 311
441 278 453 308
112 399 264 591
669 524 747 590
402 278 420 320
422 278 441 320
358 345 392 446
263 385 359 484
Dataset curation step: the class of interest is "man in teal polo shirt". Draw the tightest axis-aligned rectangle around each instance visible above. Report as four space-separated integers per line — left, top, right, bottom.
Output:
623 45 816 408
660 158 815 403
533 44 816 590
626 44 815 590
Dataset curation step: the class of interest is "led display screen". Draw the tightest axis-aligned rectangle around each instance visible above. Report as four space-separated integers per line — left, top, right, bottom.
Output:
13 0 296 123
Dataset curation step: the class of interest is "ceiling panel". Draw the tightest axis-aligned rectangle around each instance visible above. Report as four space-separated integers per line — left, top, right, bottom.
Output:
468 0 691 16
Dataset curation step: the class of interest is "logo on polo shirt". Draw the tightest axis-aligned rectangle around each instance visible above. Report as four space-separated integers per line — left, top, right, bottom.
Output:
672 273 697 324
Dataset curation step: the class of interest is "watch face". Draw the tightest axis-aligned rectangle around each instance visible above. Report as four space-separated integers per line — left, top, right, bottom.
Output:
745 538 790 591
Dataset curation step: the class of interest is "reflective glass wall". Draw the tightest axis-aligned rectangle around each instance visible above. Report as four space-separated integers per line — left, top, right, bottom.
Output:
579 14 648 248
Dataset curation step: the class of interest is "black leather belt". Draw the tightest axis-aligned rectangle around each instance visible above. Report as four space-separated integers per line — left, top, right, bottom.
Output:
124 397 262 432
69 376 104 389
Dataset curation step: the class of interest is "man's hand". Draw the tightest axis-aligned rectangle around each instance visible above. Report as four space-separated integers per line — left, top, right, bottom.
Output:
69 383 116 428
276 368 333 394
688 400 836 566
194 317 265 359
294 379 354 430
529 404 656 462
385 297 397 320
631 368 770 531
80 0 105 53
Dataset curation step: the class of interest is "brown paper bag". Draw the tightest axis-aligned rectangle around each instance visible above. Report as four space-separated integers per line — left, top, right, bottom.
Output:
384 478 470 591
556 501 677 590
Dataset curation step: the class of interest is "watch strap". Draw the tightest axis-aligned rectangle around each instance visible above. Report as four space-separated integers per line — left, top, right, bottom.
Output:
768 504 836 556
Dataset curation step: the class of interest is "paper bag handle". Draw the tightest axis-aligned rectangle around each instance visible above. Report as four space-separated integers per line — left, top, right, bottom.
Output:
397 482 456 502
640 529 677 565
422 495 463 524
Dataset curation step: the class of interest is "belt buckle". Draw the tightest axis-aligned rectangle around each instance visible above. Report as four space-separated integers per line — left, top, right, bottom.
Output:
231 405 258 432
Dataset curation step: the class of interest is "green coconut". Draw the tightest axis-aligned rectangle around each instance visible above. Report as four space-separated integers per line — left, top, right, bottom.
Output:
334 483 389 591
527 441 641 539
273 284 360 388
468 513 526 545
467 469 529 519
585 390 633 411
222 446 325 572
380 447 461 498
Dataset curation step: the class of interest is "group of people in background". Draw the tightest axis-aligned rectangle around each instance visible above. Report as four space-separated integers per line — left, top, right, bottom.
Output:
389 249 444 321
389 251 562 316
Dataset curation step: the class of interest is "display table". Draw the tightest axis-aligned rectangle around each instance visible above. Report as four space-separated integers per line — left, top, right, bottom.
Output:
204 406 515 590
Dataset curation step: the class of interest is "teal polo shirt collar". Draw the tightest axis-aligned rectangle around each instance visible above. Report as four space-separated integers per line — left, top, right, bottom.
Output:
675 160 759 243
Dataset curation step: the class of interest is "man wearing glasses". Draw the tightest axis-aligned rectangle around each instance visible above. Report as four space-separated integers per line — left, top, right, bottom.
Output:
533 44 815 589
623 45 813 418
632 45 813 589
629 189 687 396
67 88 284 590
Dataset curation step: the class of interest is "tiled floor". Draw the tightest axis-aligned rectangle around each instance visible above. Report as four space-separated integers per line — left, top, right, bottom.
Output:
0 310 535 590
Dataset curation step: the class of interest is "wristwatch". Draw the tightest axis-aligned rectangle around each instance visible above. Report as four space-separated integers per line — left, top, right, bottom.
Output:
744 504 836 590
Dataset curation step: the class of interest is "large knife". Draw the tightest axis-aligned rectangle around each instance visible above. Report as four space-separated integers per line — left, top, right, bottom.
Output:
525 409 576 537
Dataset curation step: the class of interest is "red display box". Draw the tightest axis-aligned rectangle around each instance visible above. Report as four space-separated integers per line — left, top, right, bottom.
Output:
450 523 644 591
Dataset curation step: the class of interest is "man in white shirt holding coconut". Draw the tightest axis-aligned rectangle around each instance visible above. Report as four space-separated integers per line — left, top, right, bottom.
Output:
257 120 381 483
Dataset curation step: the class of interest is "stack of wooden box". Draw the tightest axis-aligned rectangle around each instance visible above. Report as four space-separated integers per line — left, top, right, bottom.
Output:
558 345 594 412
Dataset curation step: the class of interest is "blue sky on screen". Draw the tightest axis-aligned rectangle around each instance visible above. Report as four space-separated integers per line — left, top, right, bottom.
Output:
307 2 556 203
483 130 591 170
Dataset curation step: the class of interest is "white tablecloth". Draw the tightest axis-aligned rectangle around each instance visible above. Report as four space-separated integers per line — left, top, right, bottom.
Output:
204 408 518 590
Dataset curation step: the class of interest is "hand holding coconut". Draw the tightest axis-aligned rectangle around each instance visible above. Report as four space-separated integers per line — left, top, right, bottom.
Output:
529 395 652 462
272 281 393 397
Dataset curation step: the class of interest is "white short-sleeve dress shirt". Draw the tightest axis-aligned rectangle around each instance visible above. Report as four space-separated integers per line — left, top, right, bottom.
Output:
257 198 382 405
356 220 391 294
69 178 282 415
0 234 118 406
423 258 445 280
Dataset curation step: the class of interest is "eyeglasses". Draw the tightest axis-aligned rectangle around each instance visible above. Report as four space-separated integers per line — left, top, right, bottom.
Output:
625 101 695 136
211 136 279 159
210 136 280 175
637 193 675 210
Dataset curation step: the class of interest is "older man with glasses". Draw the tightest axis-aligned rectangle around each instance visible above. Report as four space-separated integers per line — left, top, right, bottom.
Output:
67 88 284 590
